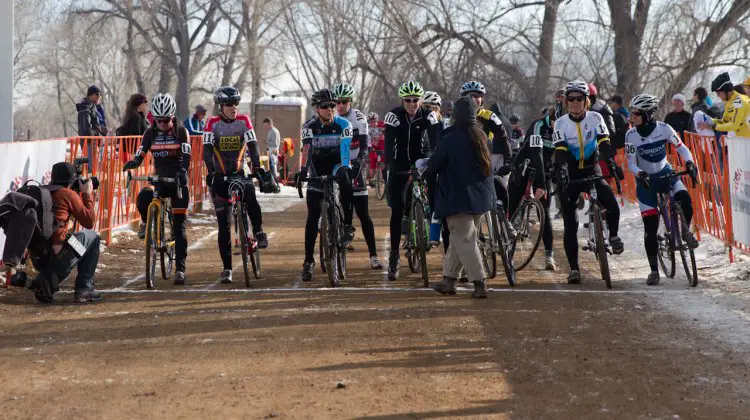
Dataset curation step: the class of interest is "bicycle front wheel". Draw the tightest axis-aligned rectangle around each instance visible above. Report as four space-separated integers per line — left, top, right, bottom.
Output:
236 206 252 287
512 198 545 271
478 212 497 279
375 164 385 200
160 207 174 280
675 206 698 287
657 210 676 278
414 201 429 287
592 203 612 289
321 200 339 287
496 209 516 287
144 206 158 289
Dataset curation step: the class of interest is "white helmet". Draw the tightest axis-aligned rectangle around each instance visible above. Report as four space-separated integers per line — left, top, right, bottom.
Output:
460 81 486 96
630 94 659 112
151 93 177 119
564 80 590 97
423 91 442 106
333 83 355 100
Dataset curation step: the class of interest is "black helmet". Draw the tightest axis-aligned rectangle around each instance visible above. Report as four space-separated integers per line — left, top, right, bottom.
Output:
214 86 241 105
509 114 520 124
711 72 733 93
312 89 335 106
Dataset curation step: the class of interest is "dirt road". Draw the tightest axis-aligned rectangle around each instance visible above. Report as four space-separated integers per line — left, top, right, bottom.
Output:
2 192 749 419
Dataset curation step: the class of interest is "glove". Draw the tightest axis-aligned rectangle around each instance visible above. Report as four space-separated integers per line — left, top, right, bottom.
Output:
334 165 351 185
497 163 512 177
415 158 429 176
122 160 140 171
176 170 188 187
608 159 623 181
557 164 569 191
205 172 215 188
685 161 698 182
637 170 651 188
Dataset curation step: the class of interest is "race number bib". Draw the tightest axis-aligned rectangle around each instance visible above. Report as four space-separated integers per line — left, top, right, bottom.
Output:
384 112 400 127
625 143 636 155
529 135 543 148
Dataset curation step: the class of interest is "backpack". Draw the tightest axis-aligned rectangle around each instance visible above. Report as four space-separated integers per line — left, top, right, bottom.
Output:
0 181 60 268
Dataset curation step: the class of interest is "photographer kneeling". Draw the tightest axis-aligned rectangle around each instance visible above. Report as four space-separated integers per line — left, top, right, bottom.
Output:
8 162 101 303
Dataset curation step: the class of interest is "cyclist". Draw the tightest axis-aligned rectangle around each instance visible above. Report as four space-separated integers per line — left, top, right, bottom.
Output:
123 93 190 285
422 91 445 245
554 80 623 284
509 106 558 270
699 72 750 138
509 114 524 154
384 81 440 281
203 86 268 284
459 81 511 206
625 94 699 286
333 83 382 269
300 89 354 282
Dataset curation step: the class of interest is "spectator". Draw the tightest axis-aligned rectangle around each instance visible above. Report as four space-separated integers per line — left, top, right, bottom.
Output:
607 95 630 150
744 76 750 93
418 96 495 299
96 103 109 136
185 105 207 135
443 100 454 128
700 73 750 138
77 86 105 137
117 94 149 136
9 162 102 303
588 83 616 136
690 87 717 134
263 118 281 179
664 93 692 139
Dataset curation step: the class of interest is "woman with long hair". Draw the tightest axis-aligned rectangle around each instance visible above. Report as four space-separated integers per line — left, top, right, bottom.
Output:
118 94 149 136
418 96 495 298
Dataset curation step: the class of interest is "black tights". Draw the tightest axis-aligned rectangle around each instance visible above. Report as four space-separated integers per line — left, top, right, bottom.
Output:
136 185 189 272
643 190 693 271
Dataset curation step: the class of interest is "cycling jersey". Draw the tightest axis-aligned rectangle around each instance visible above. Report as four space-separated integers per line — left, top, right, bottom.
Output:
302 115 353 179
713 91 750 138
510 126 525 152
553 111 611 170
477 108 511 159
202 115 260 175
512 116 554 189
338 108 368 160
625 121 694 176
135 121 191 177
384 106 439 170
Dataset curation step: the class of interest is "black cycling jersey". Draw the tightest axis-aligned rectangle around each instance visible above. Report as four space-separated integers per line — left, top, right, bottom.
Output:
134 120 191 177
383 106 440 170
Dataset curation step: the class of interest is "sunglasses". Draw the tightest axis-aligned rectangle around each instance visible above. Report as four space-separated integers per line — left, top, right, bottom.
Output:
318 103 336 110
403 98 420 104
223 101 240 107
155 118 171 124
566 96 585 102
469 93 484 99
337 99 351 104
631 110 644 117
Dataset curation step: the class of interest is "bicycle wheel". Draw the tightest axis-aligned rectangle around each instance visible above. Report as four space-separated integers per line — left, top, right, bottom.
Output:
250 243 261 279
336 202 347 280
321 200 339 287
495 208 516 286
236 205 251 287
407 204 420 273
478 212 497 279
375 164 385 200
511 198 545 271
592 203 612 289
675 206 698 287
414 201 429 287
657 209 676 278
144 206 158 289
160 207 175 280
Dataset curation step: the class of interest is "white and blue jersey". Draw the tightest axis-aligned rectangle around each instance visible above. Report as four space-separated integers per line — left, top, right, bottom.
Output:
553 111 609 170
302 116 353 191
625 122 694 216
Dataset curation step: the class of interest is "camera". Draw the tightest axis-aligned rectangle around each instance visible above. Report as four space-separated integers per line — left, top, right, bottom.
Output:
71 157 100 191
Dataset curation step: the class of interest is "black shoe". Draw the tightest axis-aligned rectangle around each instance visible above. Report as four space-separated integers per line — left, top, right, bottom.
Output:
684 231 699 249
255 232 269 249
219 269 233 284
301 261 315 282
472 280 488 299
137 222 146 240
74 290 102 303
567 270 581 285
9 271 29 288
34 290 54 304
343 225 355 245
609 236 624 255
646 271 660 286
173 271 186 285
432 277 457 295
387 256 400 281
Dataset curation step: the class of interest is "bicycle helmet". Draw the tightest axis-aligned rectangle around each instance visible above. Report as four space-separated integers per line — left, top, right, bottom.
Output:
509 114 520 124
367 112 379 122
312 89 335 105
565 80 590 97
398 81 424 98
333 83 355 100
711 72 733 93
423 91 442 106
214 86 241 105
587 83 598 97
630 94 659 113
460 80 486 96
150 93 176 118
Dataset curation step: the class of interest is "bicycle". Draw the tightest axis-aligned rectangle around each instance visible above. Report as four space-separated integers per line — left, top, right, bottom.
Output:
487 187 517 286
565 173 621 289
651 170 700 287
396 168 431 287
298 173 347 287
220 174 262 286
373 151 386 200
510 159 546 272
127 171 179 289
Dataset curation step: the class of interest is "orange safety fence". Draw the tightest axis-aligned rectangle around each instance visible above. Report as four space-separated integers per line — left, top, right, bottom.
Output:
612 132 749 262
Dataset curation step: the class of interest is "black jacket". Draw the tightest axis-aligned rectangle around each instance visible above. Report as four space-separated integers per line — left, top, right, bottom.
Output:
591 99 616 138
76 98 104 136
384 106 440 170
611 112 629 150
425 124 495 219
117 112 149 136
664 110 692 139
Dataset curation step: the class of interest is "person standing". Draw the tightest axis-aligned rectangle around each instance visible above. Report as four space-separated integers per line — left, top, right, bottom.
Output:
418 96 495 299
607 95 630 150
185 105 207 136
118 94 149 136
263 118 281 179
664 93 692 139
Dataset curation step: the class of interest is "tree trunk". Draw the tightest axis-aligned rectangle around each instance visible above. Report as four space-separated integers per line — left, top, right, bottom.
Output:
529 0 562 121
607 0 651 99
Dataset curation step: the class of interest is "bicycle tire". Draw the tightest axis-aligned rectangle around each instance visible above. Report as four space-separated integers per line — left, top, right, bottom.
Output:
376 165 385 200
657 208 676 278
512 198 545 271
160 206 174 280
414 201 429 287
251 242 261 279
675 206 698 287
496 208 516 287
478 212 497 279
145 206 158 289
592 203 612 289
407 203 420 274
236 205 251 287
321 200 339 287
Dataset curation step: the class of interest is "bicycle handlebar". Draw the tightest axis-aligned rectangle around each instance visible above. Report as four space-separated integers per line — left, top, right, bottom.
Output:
127 171 183 200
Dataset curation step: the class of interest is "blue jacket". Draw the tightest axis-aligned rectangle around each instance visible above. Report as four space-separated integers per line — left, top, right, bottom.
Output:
425 124 495 219
184 116 205 135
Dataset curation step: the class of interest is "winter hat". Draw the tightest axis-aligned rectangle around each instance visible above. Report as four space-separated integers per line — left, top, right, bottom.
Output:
87 85 101 96
672 93 686 104
452 96 477 125
50 162 77 186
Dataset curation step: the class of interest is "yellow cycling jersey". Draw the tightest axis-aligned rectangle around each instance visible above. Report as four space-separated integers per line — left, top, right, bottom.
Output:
713 91 750 138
